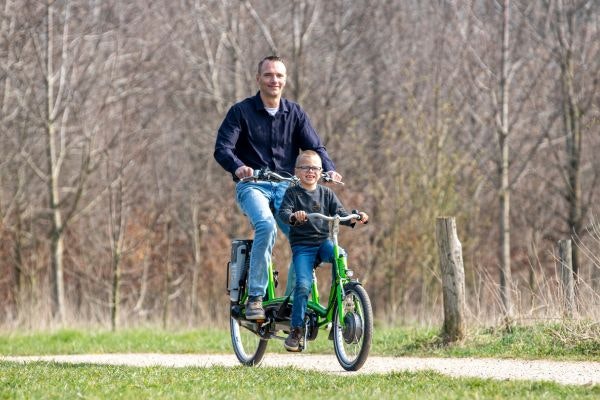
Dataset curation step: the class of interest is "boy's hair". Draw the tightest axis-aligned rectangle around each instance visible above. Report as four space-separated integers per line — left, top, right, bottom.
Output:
295 150 322 167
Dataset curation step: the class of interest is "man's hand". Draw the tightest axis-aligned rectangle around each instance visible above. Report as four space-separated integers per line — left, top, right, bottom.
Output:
325 170 343 183
235 165 254 179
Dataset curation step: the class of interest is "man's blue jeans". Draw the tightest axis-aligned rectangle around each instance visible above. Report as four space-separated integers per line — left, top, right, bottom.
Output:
290 240 345 329
236 180 293 298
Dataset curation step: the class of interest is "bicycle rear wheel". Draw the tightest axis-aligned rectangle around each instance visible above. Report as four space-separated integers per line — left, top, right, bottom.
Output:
332 283 373 371
230 315 268 366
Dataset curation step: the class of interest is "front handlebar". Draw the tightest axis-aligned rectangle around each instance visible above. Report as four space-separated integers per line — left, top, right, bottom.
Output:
304 212 368 241
306 212 364 222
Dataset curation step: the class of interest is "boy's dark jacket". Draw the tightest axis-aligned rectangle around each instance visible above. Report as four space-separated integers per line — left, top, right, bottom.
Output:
278 184 353 247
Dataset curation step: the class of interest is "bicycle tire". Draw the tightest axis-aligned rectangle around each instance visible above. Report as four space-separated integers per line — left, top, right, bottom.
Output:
332 282 373 371
230 314 268 366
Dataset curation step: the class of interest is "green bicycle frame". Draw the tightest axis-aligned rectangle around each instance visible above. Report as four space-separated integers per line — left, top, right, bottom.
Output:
248 217 353 331
306 238 350 329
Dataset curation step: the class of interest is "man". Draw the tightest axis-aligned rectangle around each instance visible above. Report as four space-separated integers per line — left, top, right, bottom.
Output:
214 55 341 319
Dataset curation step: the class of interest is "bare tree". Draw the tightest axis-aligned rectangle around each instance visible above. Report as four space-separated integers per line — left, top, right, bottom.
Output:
497 0 514 321
547 0 599 279
0 0 598 328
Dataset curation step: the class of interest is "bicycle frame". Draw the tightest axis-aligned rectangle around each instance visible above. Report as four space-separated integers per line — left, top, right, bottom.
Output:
229 170 372 370
306 225 351 330
239 215 355 332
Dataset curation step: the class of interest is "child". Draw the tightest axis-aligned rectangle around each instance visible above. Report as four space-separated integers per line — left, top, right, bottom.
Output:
277 150 369 351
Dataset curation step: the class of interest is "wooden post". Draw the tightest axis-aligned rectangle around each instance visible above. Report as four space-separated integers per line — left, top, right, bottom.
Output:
558 239 576 318
435 217 466 342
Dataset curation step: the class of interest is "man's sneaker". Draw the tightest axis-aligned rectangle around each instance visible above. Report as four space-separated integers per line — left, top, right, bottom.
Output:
284 327 303 352
245 296 265 320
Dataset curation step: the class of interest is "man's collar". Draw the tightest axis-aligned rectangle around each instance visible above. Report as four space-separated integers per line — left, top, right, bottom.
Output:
253 92 289 113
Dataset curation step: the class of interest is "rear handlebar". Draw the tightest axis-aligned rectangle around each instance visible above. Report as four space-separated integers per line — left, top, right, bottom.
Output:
320 173 344 185
239 168 344 185
239 169 299 184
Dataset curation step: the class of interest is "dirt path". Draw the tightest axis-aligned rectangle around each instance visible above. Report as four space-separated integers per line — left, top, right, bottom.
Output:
3 353 600 386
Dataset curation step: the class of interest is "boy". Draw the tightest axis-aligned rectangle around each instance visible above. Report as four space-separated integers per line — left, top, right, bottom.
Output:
278 150 369 351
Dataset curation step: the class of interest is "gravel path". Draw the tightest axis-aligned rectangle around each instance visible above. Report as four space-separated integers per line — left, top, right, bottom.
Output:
3 353 600 386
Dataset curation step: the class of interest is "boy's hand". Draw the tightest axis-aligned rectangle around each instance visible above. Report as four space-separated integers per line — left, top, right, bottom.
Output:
351 211 369 224
358 212 369 224
290 211 308 225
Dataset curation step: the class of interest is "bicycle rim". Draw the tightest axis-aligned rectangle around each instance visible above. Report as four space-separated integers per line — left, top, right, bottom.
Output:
333 283 373 371
230 315 268 366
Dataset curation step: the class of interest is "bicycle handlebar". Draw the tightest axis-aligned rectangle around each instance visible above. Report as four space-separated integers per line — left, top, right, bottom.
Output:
239 168 344 185
239 169 299 184
320 173 344 185
306 212 364 222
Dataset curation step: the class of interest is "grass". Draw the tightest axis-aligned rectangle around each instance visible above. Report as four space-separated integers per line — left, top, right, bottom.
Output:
374 322 600 360
1 362 598 400
1 322 598 360
0 323 599 399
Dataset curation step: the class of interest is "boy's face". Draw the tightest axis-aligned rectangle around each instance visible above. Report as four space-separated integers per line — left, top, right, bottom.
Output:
295 156 322 188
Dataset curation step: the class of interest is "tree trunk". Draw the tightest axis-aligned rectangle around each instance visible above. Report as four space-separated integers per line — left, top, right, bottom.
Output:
162 219 172 330
561 39 582 280
109 177 124 332
191 202 202 324
558 239 576 318
435 217 466 342
46 2 66 324
498 0 513 322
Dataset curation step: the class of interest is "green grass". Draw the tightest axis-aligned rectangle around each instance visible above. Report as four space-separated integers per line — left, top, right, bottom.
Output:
0 328 233 356
1 322 598 360
374 322 600 360
1 362 598 399
0 323 599 399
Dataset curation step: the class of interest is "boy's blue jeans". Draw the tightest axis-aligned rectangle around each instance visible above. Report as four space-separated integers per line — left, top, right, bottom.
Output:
290 240 345 329
235 180 293 298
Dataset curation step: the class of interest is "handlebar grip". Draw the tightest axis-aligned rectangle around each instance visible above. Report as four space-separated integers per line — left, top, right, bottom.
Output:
351 209 369 224
321 172 344 185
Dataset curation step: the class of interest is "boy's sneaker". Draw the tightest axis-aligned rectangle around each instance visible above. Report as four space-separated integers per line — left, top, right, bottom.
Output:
245 296 265 320
284 327 304 352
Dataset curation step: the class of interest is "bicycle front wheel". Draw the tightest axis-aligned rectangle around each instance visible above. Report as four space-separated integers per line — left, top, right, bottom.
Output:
332 283 373 371
230 315 268 366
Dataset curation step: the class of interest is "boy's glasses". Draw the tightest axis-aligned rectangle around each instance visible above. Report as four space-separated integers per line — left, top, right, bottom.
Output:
296 166 322 172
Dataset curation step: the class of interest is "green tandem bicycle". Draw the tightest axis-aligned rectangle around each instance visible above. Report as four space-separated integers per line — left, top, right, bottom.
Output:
226 170 373 371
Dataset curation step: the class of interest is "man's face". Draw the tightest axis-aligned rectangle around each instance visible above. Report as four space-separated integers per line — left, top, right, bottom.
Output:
256 60 286 99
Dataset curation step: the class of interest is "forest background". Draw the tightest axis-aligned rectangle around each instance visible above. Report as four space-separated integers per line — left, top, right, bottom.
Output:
0 0 599 331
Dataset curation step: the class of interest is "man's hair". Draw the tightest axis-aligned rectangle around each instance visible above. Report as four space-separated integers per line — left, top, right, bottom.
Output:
257 55 285 75
295 150 321 167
